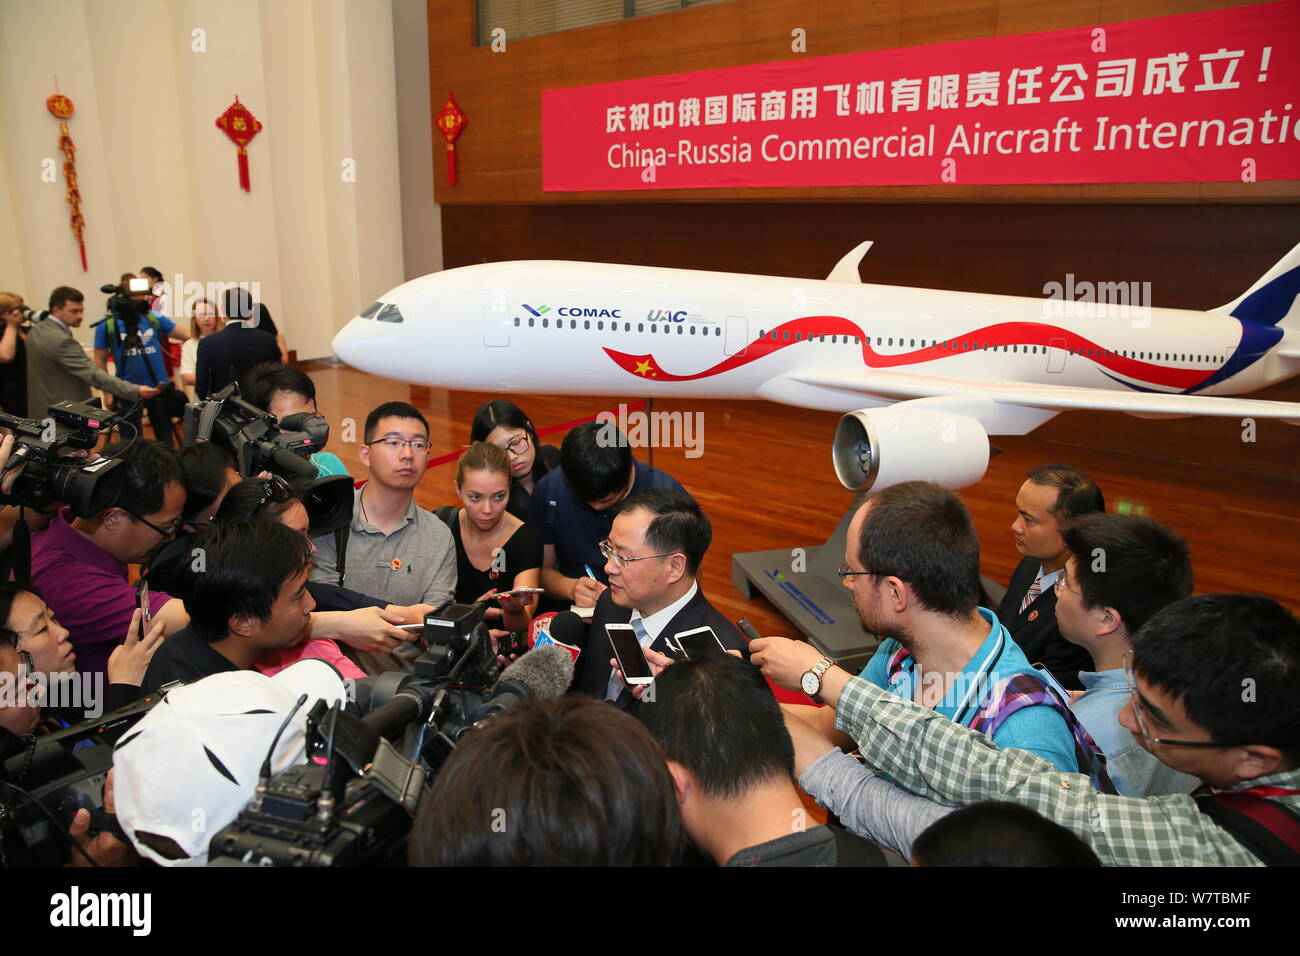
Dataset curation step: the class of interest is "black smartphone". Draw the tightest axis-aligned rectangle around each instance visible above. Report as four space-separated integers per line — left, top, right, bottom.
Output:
606 623 653 684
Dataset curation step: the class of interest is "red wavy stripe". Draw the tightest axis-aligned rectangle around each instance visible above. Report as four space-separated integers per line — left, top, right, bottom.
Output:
604 316 1215 391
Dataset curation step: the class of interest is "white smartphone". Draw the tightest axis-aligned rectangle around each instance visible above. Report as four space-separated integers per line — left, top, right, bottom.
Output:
606 623 654 685
675 625 726 660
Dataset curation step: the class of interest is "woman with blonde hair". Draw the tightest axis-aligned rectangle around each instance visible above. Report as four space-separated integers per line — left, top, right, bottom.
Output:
177 297 223 400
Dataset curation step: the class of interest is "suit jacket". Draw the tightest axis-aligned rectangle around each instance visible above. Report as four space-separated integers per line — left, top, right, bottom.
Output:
195 323 282 399
26 317 140 417
996 556 1093 692
572 585 746 709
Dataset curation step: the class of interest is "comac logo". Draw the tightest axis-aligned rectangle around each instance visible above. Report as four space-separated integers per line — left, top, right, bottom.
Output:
558 306 621 318
523 303 623 319
646 309 687 323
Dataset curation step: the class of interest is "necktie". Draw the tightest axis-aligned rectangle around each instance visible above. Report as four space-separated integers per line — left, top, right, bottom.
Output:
1019 573 1043 614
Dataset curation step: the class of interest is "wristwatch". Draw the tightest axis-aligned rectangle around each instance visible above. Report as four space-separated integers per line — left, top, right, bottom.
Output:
800 656 837 703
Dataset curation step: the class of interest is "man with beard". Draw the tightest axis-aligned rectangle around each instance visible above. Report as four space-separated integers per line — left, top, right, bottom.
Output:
751 481 1079 772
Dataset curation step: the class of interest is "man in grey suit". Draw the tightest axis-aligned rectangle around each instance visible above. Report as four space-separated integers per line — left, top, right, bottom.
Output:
26 286 158 419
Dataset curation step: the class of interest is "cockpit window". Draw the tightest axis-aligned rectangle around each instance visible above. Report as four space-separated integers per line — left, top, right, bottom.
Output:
359 301 404 323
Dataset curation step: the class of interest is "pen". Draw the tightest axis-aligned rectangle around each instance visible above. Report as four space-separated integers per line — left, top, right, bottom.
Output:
583 564 597 580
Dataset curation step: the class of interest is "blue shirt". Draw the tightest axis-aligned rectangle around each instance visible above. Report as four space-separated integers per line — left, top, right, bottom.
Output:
311 451 349 477
861 608 1079 773
94 311 175 385
527 459 686 584
1073 669 1199 797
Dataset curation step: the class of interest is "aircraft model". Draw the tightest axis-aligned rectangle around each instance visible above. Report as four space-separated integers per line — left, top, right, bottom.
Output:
332 241 1300 491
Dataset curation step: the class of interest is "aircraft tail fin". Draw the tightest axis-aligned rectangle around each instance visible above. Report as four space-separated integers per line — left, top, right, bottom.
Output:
1212 241 1300 329
826 241 873 283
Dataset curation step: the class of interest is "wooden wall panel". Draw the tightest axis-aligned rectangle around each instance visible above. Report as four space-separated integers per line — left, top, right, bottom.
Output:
427 0 1300 204
441 199 1300 478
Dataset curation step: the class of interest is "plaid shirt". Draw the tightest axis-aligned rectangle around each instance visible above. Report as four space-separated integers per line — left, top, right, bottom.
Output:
834 675 1300 866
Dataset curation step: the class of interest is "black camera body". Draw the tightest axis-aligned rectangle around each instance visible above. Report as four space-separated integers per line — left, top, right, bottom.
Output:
0 400 123 518
208 605 517 867
182 383 352 537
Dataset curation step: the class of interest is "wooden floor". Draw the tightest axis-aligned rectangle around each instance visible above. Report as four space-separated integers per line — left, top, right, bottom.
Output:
302 362 1300 635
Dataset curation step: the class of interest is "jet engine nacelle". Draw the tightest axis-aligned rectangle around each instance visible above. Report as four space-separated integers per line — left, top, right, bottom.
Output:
832 406 990 492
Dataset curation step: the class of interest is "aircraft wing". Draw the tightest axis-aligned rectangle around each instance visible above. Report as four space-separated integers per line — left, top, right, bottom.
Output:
786 367 1300 425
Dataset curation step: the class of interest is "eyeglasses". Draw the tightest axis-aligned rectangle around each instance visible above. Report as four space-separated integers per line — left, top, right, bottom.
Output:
368 438 431 453
1054 575 1081 597
128 510 181 538
1123 652 1224 749
498 434 530 456
257 475 294 510
836 563 891 579
598 538 678 570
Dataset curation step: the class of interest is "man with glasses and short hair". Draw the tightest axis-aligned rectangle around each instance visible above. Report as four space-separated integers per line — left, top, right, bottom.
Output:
571 489 744 709
309 401 456 612
29 440 189 681
751 481 1080 772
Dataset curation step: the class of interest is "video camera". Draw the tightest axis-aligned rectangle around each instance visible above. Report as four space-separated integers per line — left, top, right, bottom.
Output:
0 689 166 866
182 383 352 537
208 602 554 866
0 400 124 518
98 277 153 334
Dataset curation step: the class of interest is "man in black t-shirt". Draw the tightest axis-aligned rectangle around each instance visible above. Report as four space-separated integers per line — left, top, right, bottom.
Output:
638 652 885 867
143 520 315 692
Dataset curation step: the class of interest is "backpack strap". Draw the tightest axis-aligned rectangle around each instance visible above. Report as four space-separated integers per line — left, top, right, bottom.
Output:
972 672 1118 795
1195 792 1300 866
334 524 348 589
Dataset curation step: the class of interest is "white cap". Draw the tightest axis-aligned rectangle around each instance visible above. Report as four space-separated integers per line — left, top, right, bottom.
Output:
112 658 348 866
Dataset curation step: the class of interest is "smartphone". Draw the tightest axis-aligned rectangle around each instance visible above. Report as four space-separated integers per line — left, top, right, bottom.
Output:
675 625 727 660
606 623 653 685
138 584 152 629
736 618 763 643
494 587 544 600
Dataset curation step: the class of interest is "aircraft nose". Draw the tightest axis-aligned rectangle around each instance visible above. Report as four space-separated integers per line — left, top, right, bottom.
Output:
332 314 397 374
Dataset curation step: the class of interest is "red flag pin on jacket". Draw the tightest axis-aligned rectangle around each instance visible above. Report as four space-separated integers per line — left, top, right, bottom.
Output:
215 96 263 192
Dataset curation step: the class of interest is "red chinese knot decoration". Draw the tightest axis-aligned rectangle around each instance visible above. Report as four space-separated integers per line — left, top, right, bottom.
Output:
215 96 263 192
435 92 467 186
47 93 86 271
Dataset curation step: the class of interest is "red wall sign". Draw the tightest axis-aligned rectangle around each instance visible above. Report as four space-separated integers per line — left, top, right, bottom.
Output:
542 1 1300 191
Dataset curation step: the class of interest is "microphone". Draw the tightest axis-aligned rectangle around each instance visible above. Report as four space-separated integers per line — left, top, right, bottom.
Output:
362 683 437 741
539 609 586 649
464 645 576 729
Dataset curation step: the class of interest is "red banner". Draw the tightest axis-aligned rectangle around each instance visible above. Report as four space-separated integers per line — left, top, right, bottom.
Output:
542 1 1300 191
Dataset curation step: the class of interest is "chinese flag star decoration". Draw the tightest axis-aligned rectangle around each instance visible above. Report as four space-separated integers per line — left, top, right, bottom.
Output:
435 92 467 186
215 95 263 192
46 93 86 271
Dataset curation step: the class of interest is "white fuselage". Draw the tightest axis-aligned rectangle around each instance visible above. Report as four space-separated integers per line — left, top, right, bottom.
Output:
332 260 1292 413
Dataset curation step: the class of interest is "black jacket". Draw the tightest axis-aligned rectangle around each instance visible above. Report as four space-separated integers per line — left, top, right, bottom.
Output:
572 585 745 709
195 322 281 399
996 557 1093 691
